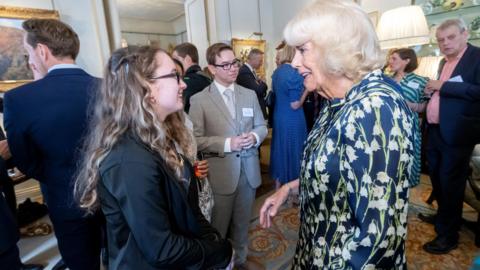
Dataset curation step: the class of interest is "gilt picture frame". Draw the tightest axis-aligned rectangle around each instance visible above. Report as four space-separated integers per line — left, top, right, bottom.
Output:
231 38 266 79
0 6 59 92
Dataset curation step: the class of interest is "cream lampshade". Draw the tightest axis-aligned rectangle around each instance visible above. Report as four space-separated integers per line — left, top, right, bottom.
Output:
376 6 430 49
416 56 443 80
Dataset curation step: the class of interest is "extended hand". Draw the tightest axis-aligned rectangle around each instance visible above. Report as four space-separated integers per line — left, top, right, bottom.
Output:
259 185 290 228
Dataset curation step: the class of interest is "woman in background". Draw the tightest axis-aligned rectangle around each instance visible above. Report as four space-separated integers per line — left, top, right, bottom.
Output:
269 45 308 189
388 48 429 187
260 0 415 268
75 46 231 269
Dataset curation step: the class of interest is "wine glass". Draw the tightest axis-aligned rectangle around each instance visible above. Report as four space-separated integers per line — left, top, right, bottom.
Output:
238 118 249 156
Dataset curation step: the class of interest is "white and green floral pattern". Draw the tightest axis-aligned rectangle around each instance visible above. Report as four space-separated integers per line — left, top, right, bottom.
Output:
292 70 415 269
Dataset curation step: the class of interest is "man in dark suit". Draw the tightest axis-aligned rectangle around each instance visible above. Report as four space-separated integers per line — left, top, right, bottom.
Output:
236 49 268 120
421 19 480 254
172 42 211 113
4 19 102 269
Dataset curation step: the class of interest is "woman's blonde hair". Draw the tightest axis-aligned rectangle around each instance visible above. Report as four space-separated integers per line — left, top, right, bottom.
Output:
74 46 194 213
284 0 383 82
277 45 296 64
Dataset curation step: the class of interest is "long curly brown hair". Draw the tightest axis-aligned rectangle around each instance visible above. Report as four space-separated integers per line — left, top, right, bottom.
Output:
74 46 194 213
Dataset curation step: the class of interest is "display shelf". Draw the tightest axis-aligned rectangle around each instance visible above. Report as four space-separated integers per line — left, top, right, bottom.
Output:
423 3 480 17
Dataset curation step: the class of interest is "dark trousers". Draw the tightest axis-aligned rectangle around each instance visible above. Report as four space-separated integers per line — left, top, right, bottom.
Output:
426 125 474 241
50 213 103 270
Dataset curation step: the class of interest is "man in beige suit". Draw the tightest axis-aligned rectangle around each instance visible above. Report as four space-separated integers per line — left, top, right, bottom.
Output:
189 43 267 269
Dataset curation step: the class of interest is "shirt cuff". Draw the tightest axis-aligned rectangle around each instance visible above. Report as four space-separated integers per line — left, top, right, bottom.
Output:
224 138 232 153
252 132 260 148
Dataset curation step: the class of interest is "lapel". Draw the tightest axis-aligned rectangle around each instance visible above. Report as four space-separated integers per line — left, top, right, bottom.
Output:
437 59 446 80
234 84 245 121
207 83 236 129
450 44 472 79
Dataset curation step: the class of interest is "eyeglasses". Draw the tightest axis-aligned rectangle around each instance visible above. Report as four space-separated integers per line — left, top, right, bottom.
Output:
150 72 181 84
213 59 241 70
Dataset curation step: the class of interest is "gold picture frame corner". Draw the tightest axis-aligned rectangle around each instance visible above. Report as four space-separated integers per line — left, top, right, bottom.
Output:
0 5 59 20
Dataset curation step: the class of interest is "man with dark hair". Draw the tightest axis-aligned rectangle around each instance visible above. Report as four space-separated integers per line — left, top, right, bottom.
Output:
189 43 267 269
236 48 268 119
172 42 211 113
4 19 102 269
420 18 480 254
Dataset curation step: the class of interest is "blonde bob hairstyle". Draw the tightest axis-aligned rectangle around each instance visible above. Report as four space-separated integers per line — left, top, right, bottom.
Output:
284 0 383 82
277 45 296 65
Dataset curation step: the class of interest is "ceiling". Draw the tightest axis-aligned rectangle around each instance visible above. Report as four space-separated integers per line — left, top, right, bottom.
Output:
116 0 185 22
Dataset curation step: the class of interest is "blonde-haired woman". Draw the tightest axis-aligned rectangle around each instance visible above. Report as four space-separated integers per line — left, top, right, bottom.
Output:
269 45 308 189
260 0 416 268
75 46 232 269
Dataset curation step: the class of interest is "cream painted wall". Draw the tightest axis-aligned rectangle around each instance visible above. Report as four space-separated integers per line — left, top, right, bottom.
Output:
0 0 111 77
185 0 209 66
120 17 174 33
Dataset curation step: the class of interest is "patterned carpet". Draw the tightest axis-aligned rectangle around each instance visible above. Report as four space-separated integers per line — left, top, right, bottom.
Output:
247 175 480 269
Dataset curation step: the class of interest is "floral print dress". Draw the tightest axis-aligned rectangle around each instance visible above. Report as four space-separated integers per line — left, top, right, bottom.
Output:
292 70 416 269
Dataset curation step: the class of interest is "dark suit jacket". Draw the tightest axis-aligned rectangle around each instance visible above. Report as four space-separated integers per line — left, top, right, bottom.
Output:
437 44 480 146
3 68 99 219
236 64 268 119
98 134 232 269
183 65 211 113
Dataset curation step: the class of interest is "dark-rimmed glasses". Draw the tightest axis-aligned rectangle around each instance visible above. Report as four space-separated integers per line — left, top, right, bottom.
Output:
213 59 241 70
150 72 181 84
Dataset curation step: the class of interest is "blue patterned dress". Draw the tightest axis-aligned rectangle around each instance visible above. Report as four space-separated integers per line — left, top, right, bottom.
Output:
395 73 428 187
292 70 416 269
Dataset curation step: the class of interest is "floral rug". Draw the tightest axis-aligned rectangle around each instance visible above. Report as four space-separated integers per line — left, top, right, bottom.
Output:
247 175 480 269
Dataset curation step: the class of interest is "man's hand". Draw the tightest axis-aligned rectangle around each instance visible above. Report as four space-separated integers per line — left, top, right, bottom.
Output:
240 132 257 149
425 80 444 95
230 135 248 151
0 140 11 160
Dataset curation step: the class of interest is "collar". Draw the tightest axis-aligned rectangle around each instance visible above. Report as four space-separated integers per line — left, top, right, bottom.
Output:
445 45 468 62
48 63 81 73
185 64 202 75
214 80 235 95
245 63 255 73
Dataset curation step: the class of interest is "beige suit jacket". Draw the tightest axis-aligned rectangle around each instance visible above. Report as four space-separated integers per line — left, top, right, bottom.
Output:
189 83 268 195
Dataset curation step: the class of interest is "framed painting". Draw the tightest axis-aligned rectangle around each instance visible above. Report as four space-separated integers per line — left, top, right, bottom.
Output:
0 6 59 92
231 38 266 79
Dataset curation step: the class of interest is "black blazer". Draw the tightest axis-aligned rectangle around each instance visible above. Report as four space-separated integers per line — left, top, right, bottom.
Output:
438 44 480 145
4 68 99 219
236 64 268 119
98 134 232 270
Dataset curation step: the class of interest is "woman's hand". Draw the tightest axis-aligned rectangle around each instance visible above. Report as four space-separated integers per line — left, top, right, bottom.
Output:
259 184 290 228
194 160 209 179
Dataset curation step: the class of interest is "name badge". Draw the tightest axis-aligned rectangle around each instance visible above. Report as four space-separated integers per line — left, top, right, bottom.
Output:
242 108 254 117
448 75 463 82
407 81 419 89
